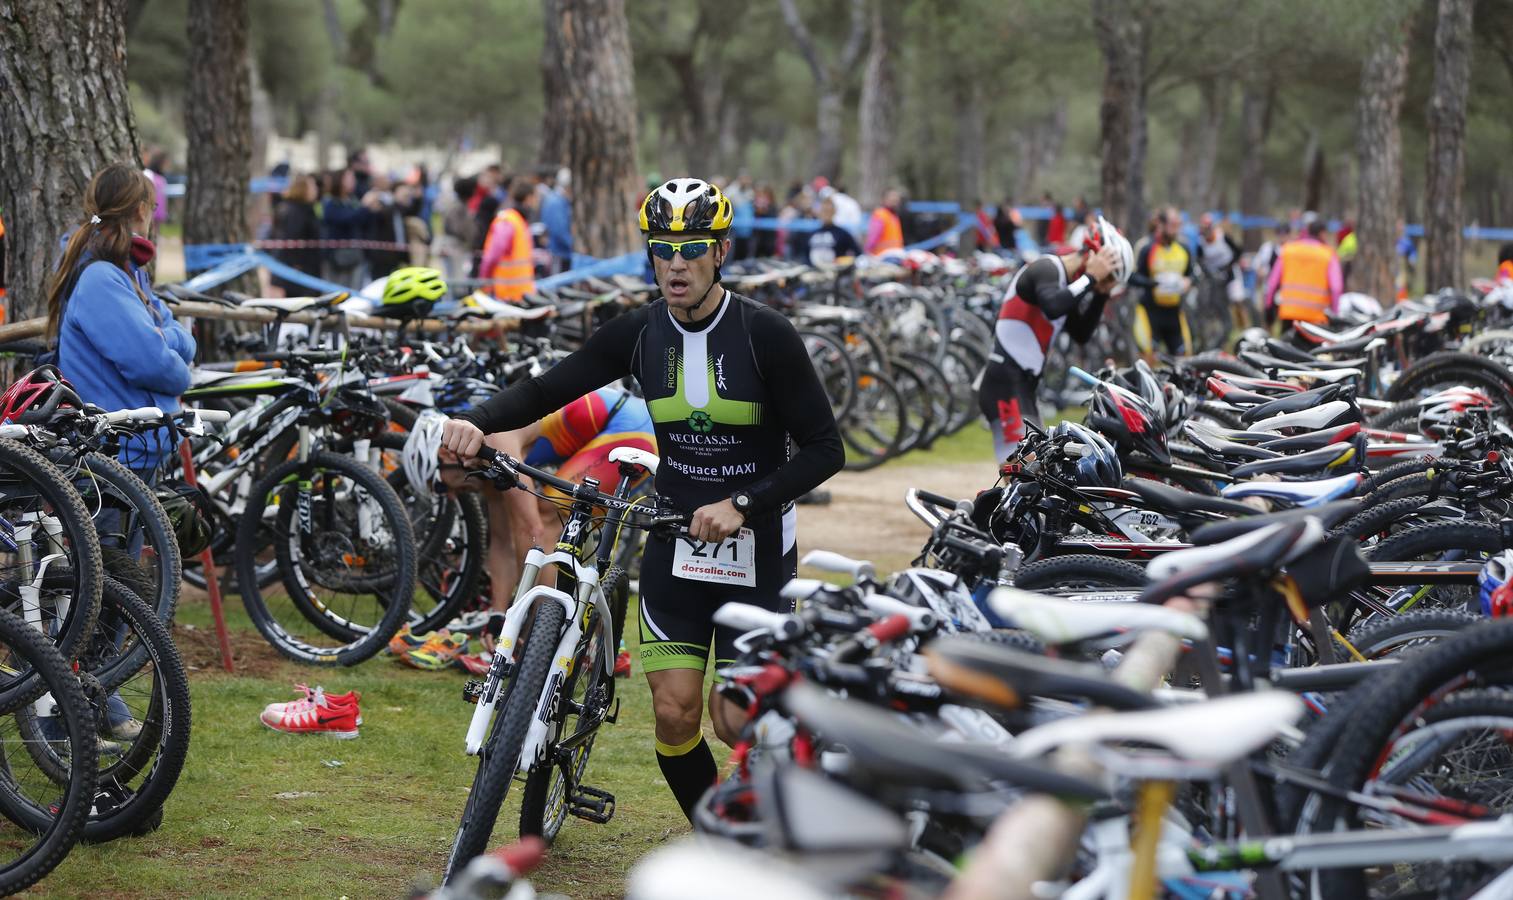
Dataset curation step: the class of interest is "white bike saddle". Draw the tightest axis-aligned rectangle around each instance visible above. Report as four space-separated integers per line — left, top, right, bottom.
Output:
987 587 1209 645
1009 690 1303 765
607 445 659 475
1246 400 1355 433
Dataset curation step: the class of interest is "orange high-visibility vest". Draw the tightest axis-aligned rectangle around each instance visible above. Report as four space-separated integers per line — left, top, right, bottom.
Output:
1498 260 1513 283
868 207 904 254
1276 240 1335 324
483 207 535 302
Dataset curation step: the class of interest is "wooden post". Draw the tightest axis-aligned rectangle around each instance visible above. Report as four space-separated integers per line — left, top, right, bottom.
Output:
179 439 235 674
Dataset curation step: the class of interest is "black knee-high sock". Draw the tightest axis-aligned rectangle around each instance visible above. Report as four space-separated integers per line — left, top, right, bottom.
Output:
656 735 717 822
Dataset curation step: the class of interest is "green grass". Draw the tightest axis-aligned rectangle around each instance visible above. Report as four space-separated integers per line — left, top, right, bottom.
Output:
35 596 690 899
883 419 993 468
35 431 995 898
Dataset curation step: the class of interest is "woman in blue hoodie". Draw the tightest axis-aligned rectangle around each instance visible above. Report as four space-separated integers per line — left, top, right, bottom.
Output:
45 162 195 473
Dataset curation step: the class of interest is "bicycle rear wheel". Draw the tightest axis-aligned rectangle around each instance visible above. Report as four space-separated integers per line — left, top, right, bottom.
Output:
237 451 416 665
841 371 908 471
377 432 486 634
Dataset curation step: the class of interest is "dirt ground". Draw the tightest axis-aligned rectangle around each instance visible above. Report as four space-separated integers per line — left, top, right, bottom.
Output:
796 461 991 574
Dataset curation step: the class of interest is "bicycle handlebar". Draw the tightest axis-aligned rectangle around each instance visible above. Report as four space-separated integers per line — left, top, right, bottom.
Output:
474 445 667 519
252 349 348 365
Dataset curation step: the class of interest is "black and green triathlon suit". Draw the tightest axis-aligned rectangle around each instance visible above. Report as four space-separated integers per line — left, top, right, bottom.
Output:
459 290 844 673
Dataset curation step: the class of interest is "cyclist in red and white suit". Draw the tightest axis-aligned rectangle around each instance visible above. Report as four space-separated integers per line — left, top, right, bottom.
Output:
978 217 1133 462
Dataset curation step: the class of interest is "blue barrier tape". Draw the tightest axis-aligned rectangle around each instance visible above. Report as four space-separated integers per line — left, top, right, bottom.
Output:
534 251 646 291
906 213 977 252
181 249 356 296
181 253 262 293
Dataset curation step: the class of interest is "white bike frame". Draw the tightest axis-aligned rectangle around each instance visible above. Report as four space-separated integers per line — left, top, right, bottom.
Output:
462 546 617 766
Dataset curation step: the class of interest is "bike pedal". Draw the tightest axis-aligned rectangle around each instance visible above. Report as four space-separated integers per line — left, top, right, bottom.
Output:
604 698 620 725
567 785 616 824
462 680 484 705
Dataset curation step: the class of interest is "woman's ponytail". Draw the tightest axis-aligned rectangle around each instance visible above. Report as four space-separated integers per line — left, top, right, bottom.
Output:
44 164 156 343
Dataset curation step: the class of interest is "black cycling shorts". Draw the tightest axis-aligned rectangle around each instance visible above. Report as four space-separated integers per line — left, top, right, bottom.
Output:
978 358 1040 461
636 510 797 675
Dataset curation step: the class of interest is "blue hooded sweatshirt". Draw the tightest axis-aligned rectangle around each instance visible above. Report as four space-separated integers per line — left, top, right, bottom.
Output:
57 257 196 467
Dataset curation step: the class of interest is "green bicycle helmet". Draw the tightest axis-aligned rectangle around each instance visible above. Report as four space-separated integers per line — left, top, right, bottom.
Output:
380 266 446 319
155 479 214 557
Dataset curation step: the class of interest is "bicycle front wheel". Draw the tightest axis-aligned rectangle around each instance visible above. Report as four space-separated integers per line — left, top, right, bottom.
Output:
0 438 103 704
12 576 192 842
0 605 98 893
446 598 567 881
238 451 416 665
520 567 625 843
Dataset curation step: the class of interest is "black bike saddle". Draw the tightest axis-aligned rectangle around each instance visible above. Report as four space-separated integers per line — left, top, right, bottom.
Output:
1240 382 1352 423
1228 438 1363 479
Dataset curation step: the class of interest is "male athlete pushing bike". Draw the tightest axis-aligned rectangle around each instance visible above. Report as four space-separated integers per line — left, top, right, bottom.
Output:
441 178 844 820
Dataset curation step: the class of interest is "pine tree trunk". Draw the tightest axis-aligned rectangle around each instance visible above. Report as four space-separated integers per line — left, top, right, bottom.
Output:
1424 0 1473 291
778 0 865 186
184 0 252 253
1191 80 1228 212
814 89 845 185
542 0 642 257
539 5 567 168
1355 13 1413 303
954 82 986 206
1237 77 1275 249
1128 75 1150 232
857 0 897 207
0 0 139 321
1092 0 1143 230
1302 133 1326 213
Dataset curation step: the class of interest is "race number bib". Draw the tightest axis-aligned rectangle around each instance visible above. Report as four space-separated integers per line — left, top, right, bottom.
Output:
672 528 756 587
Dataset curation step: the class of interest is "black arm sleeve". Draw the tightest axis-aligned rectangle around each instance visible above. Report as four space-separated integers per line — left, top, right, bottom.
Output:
1064 292 1110 344
1025 258 1087 320
836 228 862 258
458 308 645 434
743 307 845 515
1127 242 1154 290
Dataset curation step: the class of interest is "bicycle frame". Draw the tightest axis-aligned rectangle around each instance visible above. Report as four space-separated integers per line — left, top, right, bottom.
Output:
462 462 648 769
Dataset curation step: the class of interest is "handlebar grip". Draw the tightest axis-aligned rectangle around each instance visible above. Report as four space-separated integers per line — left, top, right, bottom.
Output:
489 836 547 878
866 614 913 644
859 593 939 633
193 408 233 423
1067 365 1100 386
711 603 803 641
780 578 828 602
800 549 876 580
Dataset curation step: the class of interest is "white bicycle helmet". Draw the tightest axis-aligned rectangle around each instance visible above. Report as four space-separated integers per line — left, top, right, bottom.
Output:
1417 385 1494 438
403 409 449 493
1479 550 1513 617
1336 292 1384 323
1083 216 1134 288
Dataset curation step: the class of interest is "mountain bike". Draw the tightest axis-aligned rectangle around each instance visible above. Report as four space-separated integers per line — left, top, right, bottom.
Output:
445 443 665 880
208 349 416 665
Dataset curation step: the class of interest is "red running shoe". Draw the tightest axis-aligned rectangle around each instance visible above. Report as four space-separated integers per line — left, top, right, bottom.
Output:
260 686 361 739
265 683 362 726
614 649 632 678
